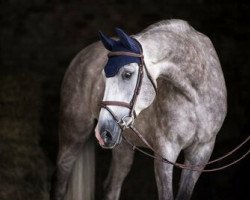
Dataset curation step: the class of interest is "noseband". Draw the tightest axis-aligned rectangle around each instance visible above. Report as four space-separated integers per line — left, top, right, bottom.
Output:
100 42 157 130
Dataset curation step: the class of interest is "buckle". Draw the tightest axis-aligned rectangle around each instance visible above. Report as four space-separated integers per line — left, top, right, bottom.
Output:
119 115 135 130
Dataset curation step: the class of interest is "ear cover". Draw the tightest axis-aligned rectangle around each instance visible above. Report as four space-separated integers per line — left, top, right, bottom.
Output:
98 31 116 51
115 28 140 53
98 28 142 77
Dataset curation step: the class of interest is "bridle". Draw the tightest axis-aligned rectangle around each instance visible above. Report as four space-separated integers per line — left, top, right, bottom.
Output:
99 40 250 172
100 41 157 130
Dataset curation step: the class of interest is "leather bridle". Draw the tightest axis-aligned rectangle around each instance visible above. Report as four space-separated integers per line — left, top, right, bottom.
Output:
100 42 157 130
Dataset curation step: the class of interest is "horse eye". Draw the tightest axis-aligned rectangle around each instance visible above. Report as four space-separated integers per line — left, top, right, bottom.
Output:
122 71 133 79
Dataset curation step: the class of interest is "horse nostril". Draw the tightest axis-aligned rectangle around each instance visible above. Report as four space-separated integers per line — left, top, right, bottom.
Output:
102 129 112 143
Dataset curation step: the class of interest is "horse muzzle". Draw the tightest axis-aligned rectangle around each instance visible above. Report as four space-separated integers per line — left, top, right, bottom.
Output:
95 121 122 149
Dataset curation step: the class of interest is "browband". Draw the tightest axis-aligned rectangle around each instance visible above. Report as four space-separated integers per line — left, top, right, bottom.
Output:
108 51 144 58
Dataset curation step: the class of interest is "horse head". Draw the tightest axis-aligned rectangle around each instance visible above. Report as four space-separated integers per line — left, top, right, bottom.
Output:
95 28 157 148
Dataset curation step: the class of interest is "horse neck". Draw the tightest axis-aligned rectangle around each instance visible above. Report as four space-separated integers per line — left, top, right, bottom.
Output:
135 32 200 105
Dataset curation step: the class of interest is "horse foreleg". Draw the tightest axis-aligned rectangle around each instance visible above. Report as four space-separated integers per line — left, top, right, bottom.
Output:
154 141 181 200
176 138 216 200
104 142 135 200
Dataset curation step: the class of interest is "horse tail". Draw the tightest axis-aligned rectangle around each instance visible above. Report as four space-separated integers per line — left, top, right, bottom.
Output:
64 138 95 200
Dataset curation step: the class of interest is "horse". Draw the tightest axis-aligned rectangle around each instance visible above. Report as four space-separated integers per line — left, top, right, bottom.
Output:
50 19 227 200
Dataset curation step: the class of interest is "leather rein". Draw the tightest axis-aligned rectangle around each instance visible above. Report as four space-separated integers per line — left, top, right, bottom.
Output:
99 46 250 172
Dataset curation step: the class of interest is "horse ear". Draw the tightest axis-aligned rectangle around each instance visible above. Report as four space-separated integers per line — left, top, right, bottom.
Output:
115 28 138 51
98 31 116 51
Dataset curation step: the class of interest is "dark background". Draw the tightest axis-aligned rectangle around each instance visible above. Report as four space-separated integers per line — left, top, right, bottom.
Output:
0 0 249 199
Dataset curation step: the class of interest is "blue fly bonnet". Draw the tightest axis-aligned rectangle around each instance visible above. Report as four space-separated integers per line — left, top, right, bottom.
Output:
99 28 142 77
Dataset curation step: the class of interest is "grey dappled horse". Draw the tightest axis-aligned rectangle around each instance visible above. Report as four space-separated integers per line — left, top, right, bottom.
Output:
50 19 227 200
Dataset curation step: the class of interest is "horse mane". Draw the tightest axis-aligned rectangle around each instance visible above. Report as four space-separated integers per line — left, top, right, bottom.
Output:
138 19 192 36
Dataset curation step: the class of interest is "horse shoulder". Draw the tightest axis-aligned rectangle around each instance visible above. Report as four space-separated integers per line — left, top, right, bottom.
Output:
60 42 106 122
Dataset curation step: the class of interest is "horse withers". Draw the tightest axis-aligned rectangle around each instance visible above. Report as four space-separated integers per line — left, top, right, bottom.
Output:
50 19 227 200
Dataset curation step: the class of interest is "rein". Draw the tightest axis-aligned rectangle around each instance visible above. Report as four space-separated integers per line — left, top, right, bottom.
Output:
99 43 250 172
125 126 250 172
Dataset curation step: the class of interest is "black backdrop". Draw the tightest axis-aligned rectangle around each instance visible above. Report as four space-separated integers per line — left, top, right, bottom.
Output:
0 0 249 200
